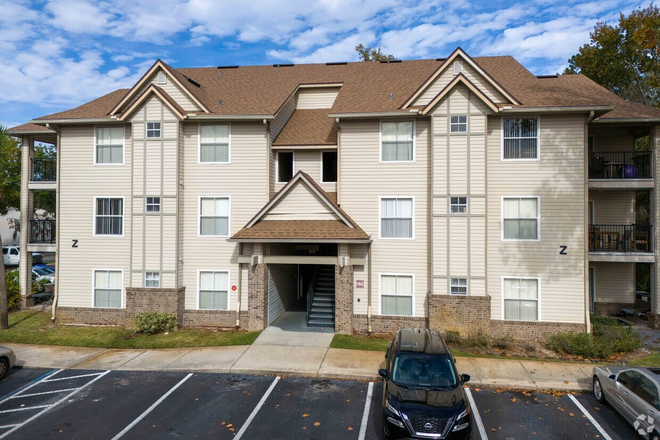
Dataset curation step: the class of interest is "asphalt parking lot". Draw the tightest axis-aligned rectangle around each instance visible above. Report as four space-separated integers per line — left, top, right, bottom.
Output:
0 368 641 439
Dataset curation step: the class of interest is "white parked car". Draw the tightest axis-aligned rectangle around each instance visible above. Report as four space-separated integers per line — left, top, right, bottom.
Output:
0 347 16 380
32 265 55 283
2 246 43 266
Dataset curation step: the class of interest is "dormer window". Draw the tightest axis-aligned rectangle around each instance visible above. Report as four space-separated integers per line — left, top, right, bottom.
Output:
157 71 166 84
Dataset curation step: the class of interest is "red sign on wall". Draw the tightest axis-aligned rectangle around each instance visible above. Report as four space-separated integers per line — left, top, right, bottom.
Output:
355 280 364 288
231 285 237 291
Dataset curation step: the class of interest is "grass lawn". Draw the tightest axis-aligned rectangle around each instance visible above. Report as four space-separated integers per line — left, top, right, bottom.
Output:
331 334 390 351
0 311 261 349
627 352 660 367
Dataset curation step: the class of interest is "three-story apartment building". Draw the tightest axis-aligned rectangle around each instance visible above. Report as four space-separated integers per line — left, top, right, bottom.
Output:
11 48 660 341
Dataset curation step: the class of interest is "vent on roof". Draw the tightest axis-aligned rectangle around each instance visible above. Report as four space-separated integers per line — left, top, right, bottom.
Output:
537 74 558 79
326 62 347 66
217 65 239 69
187 77 201 87
380 59 402 64
273 64 294 67
435 58 446 62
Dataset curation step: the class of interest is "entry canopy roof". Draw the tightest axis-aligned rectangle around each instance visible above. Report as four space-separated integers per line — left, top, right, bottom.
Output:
230 171 371 243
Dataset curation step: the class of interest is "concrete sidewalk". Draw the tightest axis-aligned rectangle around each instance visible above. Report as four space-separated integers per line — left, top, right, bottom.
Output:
4 342 596 391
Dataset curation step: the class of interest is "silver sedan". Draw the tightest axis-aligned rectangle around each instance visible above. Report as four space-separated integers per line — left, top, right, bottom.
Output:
593 365 660 439
0 347 16 380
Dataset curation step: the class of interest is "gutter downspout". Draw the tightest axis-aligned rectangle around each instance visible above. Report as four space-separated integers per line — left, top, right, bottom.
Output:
50 124 61 322
584 111 594 334
367 243 372 334
236 243 243 328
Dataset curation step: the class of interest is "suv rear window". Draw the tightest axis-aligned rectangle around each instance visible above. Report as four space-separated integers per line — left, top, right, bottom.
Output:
392 352 458 389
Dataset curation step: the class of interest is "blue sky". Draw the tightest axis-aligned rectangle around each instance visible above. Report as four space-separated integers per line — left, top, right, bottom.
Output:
0 0 649 128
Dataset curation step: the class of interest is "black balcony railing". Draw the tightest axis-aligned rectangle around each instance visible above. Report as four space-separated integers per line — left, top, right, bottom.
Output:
589 224 653 253
30 219 56 244
31 158 57 182
589 151 652 179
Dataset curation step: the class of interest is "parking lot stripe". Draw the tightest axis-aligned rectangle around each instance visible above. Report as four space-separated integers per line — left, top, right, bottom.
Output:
0 369 111 439
0 369 61 404
42 372 105 383
568 394 613 440
111 373 193 440
358 382 374 440
465 388 488 440
234 376 281 440
10 388 78 399
0 425 17 430
0 405 52 414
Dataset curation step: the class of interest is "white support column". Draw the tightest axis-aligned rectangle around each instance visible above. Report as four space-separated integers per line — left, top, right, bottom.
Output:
18 136 34 307
652 125 660 327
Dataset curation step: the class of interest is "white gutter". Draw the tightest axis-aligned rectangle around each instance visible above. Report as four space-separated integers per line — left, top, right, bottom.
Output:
29 118 115 124
328 110 421 118
499 106 615 114
186 114 275 120
227 238 373 244
592 118 660 123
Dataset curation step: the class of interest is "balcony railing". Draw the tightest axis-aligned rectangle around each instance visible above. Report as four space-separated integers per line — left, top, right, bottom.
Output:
30 219 56 244
589 151 652 180
31 158 56 182
589 224 653 253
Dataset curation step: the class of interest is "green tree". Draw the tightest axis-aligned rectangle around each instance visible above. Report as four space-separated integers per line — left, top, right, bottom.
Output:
355 44 395 62
566 5 660 107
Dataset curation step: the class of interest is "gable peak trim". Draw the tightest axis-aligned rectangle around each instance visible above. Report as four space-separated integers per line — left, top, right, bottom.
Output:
117 84 186 121
421 73 500 115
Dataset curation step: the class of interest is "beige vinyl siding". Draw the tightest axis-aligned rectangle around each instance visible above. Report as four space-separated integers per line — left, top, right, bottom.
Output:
267 264 297 325
589 191 635 224
414 61 507 107
591 262 635 303
271 93 297 142
487 114 586 323
182 122 268 310
351 244 369 315
431 86 488 296
589 126 634 152
340 119 429 317
263 180 339 221
296 87 340 109
58 124 132 308
273 150 336 193
150 71 200 112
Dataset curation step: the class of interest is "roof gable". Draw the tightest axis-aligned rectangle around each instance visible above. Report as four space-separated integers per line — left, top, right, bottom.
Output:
422 73 499 115
117 84 187 121
403 48 519 109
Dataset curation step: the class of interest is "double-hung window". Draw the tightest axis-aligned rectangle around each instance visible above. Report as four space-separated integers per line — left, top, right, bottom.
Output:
199 197 230 236
502 118 538 160
450 278 468 295
95 126 124 164
450 197 468 214
145 272 160 288
381 121 414 162
94 270 122 308
502 197 539 240
146 197 161 213
95 198 124 236
380 198 413 239
146 122 161 138
199 124 230 163
503 278 539 321
381 274 413 316
199 271 229 310
450 116 468 133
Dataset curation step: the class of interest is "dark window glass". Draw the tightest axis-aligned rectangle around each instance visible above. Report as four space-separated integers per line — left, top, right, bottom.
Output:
278 152 294 182
322 151 337 182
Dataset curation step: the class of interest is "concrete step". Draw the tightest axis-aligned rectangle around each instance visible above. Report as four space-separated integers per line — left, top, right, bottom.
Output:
309 312 334 319
311 304 334 311
307 319 335 327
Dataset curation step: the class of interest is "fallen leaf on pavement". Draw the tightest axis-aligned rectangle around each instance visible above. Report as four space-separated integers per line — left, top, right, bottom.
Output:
302 414 309 418
314 422 320 426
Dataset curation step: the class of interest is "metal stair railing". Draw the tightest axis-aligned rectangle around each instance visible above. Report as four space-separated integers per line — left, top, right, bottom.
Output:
306 266 320 326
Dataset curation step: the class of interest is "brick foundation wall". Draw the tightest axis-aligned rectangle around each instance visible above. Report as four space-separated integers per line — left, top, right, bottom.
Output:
57 307 129 326
247 263 267 331
594 302 635 317
428 294 491 337
183 310 250 328
126 287 185 325
491 320 585 342
352 314 427 335
335 265 354 334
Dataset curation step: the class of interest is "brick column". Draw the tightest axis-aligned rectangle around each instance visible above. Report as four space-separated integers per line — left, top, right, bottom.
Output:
247 263 268 330
335 264 354 334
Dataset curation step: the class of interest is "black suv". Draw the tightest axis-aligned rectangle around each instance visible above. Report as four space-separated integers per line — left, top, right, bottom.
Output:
379 328 472 440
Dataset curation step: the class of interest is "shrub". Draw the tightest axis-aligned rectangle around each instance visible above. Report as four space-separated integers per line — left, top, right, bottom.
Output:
463 333 489 349
444 331 462 345
492 334 513 350
134 312 178 334
5 269 22 310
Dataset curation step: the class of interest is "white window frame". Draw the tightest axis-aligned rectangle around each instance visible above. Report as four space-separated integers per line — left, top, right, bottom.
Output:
450 115 468 133
198 196 231 238
501 116 540 161
379 196 415 240
320 150 338 183
450 278 468 295
93 196 125 237
92 268 123 309
146 122 161 139
450 196 468 214
501 277 541 321
94 125 125 166
157 71 167 85
276 151 295 183
145 197 161 213
197 269 231 310
453 60 463 75
197 123 231 164
501 196 540 242
379 120 416 163
145 272 160 288
379 273 415 317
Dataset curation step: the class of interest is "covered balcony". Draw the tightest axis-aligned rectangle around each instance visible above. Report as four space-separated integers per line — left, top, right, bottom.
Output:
589 151 652 180
589 224 654 262
31 158 57 182
28 219 56 252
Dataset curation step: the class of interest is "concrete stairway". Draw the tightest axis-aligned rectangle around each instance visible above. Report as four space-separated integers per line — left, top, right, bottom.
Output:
308 265 335 328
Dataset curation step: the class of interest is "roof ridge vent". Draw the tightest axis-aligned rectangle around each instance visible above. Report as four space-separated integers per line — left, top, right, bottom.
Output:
435 58 446 62
326 61 347 66
187 77 201 87
537 74 558 79
217 65 239 69
273 64 294 67
380 59 402 64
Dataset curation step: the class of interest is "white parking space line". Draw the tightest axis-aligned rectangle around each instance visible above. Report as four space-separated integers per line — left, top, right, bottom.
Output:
465 388 488 440
0 369 62 405
0 425 17 430
0 369 111 439
568 394 613 440
358 382 374 440
10 388 78 399
42 372 106 383
0 405 52 414
234 376 281 440
111 373 193 440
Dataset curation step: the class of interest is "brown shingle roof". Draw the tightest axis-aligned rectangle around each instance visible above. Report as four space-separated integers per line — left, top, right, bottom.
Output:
273 109 337 146
38 89 130 120
231 220 369 240
7 123 55 133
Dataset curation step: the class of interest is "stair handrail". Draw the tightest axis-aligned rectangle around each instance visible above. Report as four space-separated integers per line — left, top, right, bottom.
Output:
306 266 321 325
